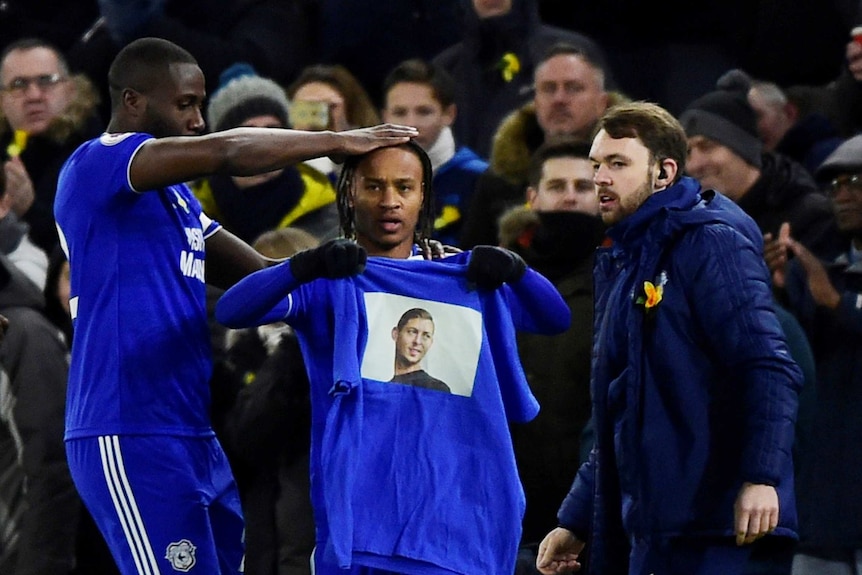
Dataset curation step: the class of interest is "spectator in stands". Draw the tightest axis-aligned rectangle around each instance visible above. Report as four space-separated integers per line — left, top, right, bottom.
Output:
764 135 862 575
724 70 843 176
497 137 605 566
287 64 381 182
211 227 319 575
194 65 339 243
433 0 613 159
0 38 102 254
680 73 842 259
0 158 95 575
460 42 625 248
382 59 488 246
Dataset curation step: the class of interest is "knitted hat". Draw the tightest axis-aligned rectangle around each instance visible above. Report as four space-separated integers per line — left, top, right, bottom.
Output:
816 134 862 182
679 70 762 168
206 64 290 132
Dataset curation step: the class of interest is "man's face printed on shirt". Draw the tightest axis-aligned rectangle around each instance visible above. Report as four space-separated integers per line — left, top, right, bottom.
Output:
392 317 435 372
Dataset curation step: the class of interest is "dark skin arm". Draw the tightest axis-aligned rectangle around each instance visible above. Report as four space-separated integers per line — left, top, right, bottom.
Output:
127 123 415 287
128 124 417 192
205 228 279 290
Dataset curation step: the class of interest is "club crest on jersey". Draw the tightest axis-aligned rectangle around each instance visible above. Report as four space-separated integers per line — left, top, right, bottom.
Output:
165 539 196 572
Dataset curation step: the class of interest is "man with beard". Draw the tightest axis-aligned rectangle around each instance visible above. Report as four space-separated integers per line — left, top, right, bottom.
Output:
536 102 802 575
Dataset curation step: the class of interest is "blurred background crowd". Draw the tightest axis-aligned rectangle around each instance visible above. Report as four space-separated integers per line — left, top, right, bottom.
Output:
1 0 861 574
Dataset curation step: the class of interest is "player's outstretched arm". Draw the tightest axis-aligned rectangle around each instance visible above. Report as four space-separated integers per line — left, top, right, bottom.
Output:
129 124 417 191
216 239 366 328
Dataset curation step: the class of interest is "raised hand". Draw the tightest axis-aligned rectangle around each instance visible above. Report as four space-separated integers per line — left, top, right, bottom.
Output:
787 237 841 309
3 157 35 216
763 222 791 288
289 238 367 284
466 245 527 290
420 238 462 260
335 124 418 156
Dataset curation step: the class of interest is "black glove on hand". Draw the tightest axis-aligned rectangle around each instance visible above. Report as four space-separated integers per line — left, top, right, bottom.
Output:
290 238 367 284
466 245 527 290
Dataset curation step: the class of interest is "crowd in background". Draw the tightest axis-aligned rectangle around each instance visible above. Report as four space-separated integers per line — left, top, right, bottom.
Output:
1 0 861 573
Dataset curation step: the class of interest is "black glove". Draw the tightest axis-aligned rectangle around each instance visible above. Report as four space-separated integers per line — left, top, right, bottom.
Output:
289 238 367 283
466 245 527 290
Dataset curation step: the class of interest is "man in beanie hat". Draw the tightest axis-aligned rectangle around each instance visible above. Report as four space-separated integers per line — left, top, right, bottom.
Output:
681 71 841 259
765 134 862 575
193 65 340 243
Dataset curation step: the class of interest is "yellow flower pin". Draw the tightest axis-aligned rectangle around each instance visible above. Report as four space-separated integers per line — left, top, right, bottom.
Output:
6 130 28 158
434 205 461 230
642 281 663 309
635 279 664 313
499 52 521 82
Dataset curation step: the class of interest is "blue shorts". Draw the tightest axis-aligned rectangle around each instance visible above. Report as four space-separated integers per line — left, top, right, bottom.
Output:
66 434 244 575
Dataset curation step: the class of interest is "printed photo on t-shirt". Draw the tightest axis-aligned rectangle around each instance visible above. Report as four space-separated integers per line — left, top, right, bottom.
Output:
361 293 481 396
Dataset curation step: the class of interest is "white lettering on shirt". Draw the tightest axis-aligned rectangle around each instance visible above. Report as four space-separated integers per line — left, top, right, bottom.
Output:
179 251 206 282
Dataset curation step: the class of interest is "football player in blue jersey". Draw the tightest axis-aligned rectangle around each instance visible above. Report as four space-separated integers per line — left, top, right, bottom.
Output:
216 137 571 574
55 37 417 575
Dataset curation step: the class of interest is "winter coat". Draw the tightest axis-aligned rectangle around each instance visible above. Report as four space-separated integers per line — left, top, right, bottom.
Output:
558 179 802 573
433 0 611 159
192 163 339 243
212 325 314 575
785 249 862 550
739 152 842 259
0 247 79 574
0 74 103 254
432 146 487 247
500 207 605 544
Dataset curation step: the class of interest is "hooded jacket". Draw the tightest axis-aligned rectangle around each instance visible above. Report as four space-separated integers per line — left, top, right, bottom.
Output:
558 178 802 573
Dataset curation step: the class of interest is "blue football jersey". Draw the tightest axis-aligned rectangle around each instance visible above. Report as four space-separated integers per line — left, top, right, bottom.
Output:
55 132 221 439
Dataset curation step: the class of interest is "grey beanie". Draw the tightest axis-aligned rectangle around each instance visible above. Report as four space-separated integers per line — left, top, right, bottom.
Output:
679 72 762 169
206 74 291 132
816 134 862 182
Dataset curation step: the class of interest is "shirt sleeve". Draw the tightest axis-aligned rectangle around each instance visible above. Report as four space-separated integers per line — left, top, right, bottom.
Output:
215 258 298 328
503 267 571 335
